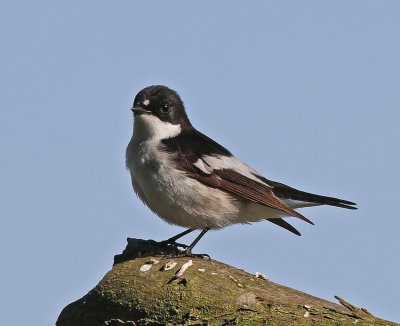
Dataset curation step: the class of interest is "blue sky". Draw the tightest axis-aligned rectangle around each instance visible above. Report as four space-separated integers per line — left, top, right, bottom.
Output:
1 1 400 324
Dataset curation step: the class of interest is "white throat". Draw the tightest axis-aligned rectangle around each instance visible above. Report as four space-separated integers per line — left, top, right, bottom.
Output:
133 114 181 142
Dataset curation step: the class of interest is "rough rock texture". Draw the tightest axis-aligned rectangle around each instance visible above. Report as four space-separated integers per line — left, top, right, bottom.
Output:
57 238 398 326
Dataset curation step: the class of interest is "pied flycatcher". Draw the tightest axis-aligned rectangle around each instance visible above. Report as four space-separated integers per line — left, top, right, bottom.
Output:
126 85 357 254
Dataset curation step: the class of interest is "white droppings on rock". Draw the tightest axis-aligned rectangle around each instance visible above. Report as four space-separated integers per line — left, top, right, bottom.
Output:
146 257 160 265
160 260 177 271
175 260 193 278
303 305 312 318
255 272 269 281
211 272 218 275
139 264 153 272
198 268 205 272
140 257 160 272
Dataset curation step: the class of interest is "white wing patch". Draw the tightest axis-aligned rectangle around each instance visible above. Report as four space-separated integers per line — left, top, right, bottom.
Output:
194 154 272 187
193 158 213 174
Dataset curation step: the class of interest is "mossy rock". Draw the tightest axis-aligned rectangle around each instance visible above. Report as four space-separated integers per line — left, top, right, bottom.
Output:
57 239 398 326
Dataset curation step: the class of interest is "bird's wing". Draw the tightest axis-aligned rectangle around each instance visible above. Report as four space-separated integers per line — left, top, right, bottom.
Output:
160 129 315 229
188 157 314 225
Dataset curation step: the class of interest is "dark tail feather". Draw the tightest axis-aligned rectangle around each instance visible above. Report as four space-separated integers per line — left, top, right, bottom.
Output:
267 218 301 236
258 177 357 210
286 191 358 210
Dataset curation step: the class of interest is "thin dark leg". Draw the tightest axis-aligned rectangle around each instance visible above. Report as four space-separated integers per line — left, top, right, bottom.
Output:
183 227 210 255
164 228 195 244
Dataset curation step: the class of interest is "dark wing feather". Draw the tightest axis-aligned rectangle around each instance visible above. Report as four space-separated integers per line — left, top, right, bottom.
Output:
179 164 314 224
178 164 314 224
213 169 314 224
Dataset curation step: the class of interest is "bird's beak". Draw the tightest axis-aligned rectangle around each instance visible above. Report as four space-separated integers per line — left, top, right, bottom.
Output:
131 106 151 116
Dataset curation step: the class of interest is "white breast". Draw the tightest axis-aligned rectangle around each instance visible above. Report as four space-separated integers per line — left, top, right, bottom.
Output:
127 137 244 229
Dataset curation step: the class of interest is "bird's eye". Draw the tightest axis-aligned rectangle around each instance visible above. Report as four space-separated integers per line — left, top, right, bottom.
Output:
161 104 170 113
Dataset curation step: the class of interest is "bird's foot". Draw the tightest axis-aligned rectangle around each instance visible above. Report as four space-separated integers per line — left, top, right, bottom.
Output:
159 241 210 259
160 240 189 249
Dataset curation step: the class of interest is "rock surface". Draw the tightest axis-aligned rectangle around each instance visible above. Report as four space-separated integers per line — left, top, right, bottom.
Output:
56 238 398 325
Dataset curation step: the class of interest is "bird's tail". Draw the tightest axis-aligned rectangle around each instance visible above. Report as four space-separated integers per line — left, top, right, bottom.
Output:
258 176 357 210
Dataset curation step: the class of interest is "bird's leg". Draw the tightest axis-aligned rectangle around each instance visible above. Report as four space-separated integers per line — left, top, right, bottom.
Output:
161 228 196 248
182 227 210 256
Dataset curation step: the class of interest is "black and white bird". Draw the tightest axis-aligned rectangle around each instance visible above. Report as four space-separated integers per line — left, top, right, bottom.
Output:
126 85 357 255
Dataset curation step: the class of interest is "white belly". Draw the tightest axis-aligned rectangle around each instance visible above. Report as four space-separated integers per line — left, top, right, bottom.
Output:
127 139 243 229
127 138 291 230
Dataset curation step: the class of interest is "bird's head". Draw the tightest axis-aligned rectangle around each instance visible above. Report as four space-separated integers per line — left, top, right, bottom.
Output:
131 85 192 140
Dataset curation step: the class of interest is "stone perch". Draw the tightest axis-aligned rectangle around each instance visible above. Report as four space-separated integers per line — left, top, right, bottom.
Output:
56 238 398 325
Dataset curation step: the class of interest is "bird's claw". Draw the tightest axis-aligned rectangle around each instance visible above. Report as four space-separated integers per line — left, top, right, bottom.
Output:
160 240 189 249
